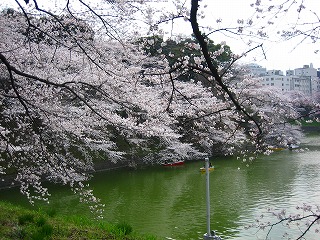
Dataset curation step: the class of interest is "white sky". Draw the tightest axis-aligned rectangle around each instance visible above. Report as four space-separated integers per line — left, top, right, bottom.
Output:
165 0 320 72
205 0 320 72
1 0 320 72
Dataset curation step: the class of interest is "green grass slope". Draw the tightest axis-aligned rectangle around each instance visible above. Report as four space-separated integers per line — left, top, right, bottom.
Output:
0 201 156 240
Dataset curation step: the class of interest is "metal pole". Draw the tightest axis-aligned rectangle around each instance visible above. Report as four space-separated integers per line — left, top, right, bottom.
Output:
205 157 211 236
203 157 222 240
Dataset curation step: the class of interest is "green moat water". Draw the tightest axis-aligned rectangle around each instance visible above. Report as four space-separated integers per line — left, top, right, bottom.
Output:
1 133 320 239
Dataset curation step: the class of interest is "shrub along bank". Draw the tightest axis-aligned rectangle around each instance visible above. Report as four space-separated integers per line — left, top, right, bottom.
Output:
0 201 156 240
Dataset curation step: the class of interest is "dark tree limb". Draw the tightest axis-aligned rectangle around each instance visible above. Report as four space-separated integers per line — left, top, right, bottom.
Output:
189 0 263 135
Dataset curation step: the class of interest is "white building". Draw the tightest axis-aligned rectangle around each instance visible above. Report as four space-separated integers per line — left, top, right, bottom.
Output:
294 64 317 77
293 64 319 96
245 63 266 76
246 63 320 96
263 69 291 92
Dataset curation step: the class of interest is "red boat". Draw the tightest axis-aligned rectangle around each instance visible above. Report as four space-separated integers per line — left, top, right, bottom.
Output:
162 160 185 167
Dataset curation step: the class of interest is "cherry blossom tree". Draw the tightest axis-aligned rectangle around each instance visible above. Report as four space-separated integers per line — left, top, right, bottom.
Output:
0 3 247 205
0 7 205 203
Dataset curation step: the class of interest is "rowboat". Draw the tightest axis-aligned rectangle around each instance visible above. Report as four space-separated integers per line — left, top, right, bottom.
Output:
268 146 285 151
162 160 185 167
288 144 299 150
200 166 214 172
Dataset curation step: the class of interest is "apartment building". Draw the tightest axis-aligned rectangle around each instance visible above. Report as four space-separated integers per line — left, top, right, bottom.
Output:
245 63 267 77
245 63 320 96
263 70 292 92
294 64 320 95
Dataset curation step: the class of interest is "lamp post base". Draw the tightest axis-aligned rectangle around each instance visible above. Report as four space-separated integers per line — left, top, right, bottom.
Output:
203 232 222 240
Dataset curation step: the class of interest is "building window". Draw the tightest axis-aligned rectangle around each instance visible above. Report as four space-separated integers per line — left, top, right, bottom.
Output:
271 83 274 86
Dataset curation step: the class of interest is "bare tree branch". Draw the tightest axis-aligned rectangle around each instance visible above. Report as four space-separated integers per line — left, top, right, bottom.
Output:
265 214 320 240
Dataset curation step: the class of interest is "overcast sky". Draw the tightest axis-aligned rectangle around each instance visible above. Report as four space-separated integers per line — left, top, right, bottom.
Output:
1 0 320 72
165 0 320 72
218 0 320 72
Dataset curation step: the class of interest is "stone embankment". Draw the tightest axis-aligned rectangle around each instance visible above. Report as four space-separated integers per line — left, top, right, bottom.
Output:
302 126 320 132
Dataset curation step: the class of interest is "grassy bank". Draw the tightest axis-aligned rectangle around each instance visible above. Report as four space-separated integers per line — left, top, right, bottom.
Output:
0 201 156 240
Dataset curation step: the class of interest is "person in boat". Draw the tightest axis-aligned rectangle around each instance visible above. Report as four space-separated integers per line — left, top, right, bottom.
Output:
203 162 213 168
